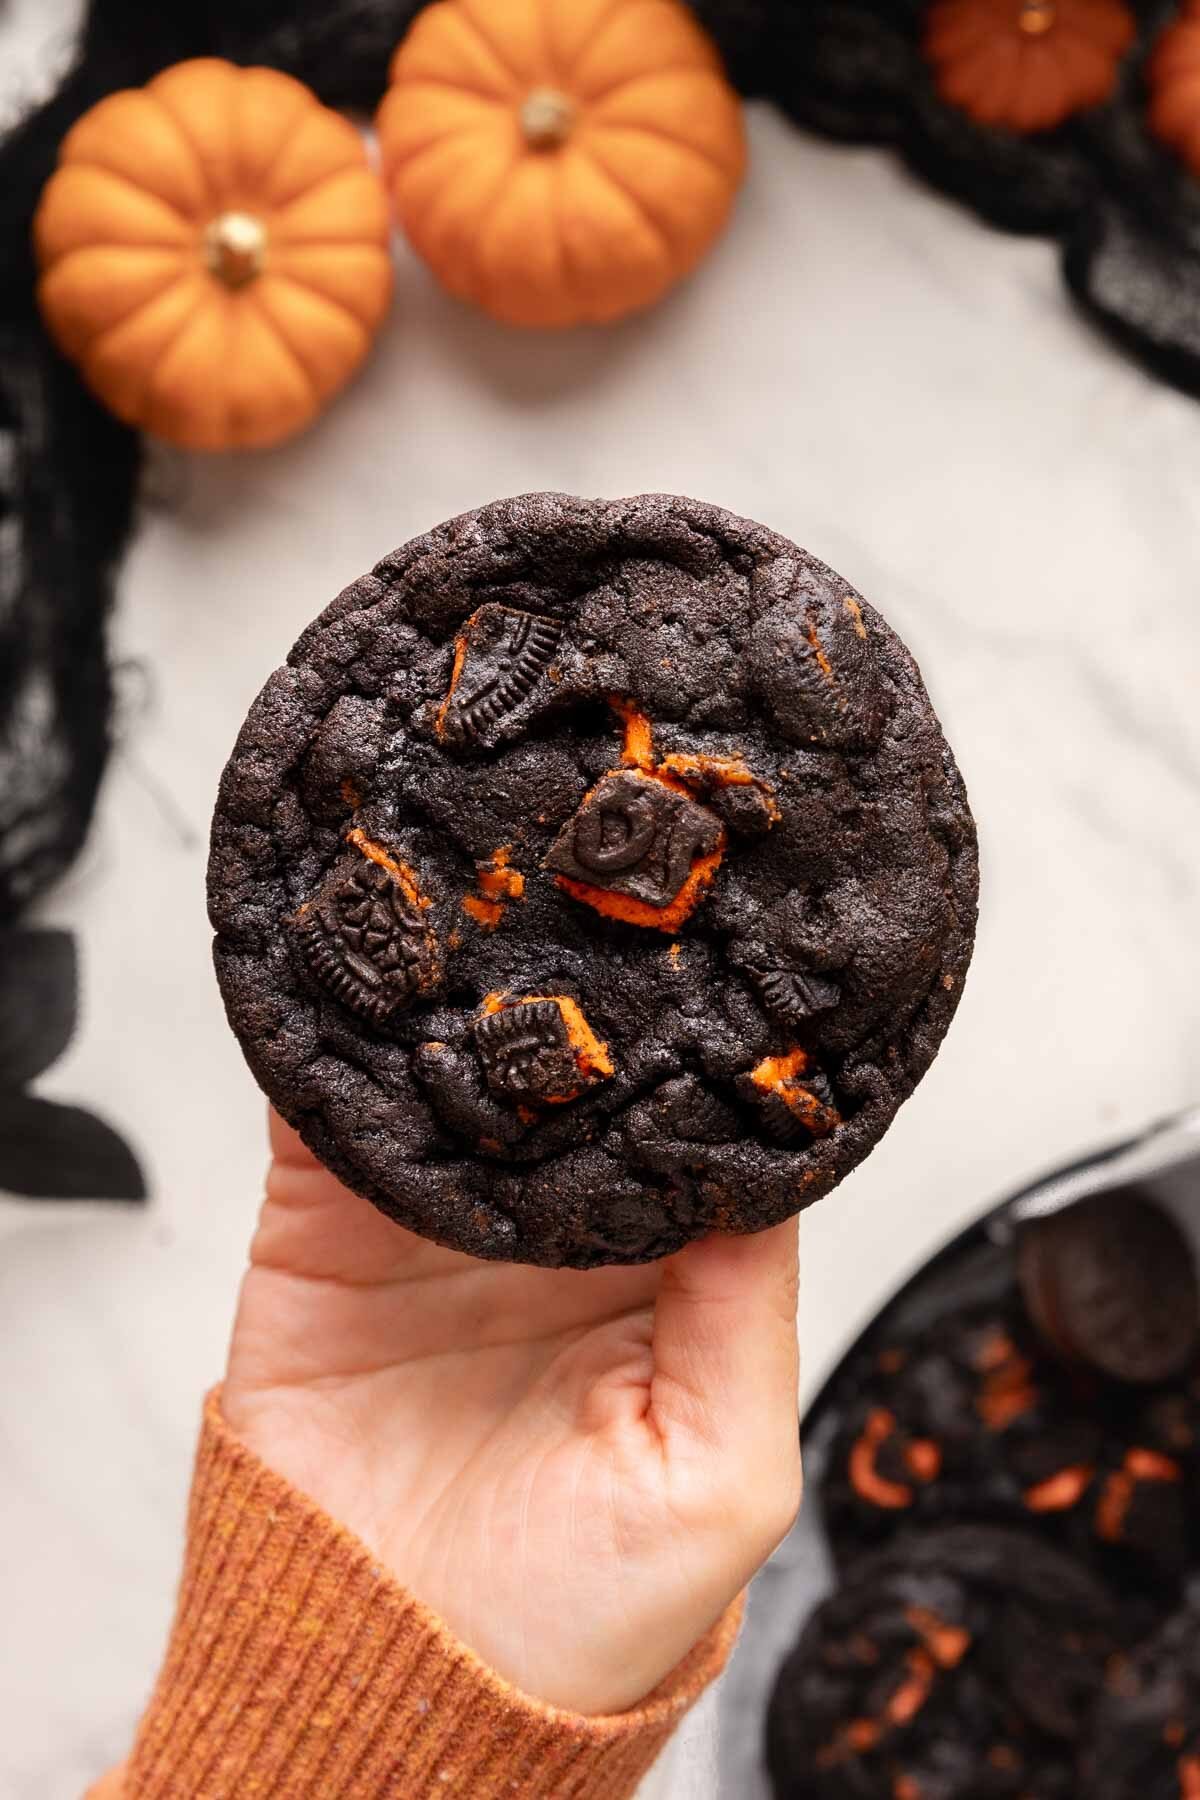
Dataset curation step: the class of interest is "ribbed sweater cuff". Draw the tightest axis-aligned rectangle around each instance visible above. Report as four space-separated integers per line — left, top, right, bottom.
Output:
110 1389 743 1799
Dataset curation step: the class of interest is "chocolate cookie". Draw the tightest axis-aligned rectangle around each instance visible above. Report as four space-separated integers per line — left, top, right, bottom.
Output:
1017 1191 1200 1385
766 1525 1121 1799
1083 1599 1200 1798
818 1296 1193 1589
209 493 977 1267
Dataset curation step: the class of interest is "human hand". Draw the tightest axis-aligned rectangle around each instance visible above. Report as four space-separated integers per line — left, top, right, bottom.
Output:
221 1111 802 1716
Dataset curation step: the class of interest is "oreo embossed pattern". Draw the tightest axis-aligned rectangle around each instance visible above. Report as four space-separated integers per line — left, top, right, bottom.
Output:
208 493 978 1267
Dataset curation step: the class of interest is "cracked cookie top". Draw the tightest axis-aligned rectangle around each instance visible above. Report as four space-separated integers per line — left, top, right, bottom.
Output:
208 492 978 1267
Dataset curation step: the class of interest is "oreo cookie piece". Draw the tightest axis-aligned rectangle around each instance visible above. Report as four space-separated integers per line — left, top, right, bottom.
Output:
1083 1599 1200 1798
1017 1191 1200 1385
209 493 977 1267
819 1296 1193 1590
766 1525 1121 1798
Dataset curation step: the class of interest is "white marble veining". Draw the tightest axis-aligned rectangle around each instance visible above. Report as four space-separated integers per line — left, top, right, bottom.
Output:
3 9 1200 1797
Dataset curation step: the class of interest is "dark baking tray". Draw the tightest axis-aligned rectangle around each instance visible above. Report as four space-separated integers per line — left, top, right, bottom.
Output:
717 1107 1200 1799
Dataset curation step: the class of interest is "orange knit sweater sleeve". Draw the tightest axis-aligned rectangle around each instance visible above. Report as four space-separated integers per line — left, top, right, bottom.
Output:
87 1392 743 1799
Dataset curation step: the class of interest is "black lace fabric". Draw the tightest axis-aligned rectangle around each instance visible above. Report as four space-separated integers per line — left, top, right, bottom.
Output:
0 0 1196 1193
701 0 1200 396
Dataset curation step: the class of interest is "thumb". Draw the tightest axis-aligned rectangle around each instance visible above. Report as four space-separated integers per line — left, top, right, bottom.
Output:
651 1217 801 1477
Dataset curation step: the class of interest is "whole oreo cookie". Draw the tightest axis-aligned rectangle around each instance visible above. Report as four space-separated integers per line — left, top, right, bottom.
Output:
1083 1599 1200 1799
766 1525 1121 1799
1017 1191 1200 1385
818 1296 1193 1590
209 494 977 1267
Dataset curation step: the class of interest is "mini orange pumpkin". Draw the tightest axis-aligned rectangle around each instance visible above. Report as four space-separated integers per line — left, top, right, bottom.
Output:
33 59 393 451
376 0 746 328
1149 1 1200 177
924 0 1136 134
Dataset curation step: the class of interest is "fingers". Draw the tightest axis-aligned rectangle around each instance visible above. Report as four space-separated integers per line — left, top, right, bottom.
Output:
651 1218 801 1486
268 1107 323 1170
260 1107 471 1284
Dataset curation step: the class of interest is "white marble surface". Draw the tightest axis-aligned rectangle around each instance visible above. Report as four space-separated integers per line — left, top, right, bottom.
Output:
4 7 1200 1798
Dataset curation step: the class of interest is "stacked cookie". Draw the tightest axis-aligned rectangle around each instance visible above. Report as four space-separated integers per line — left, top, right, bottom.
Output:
767 1190 1200 1797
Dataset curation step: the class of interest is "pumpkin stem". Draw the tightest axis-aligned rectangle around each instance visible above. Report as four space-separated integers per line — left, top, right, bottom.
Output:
205 211 267 288
520 88 576 150
1017 0 1056 34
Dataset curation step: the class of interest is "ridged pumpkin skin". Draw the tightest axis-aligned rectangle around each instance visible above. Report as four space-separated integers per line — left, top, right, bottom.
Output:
924 0 1136 134
377 0 746 328
33 59 393 451
1149 1 1200 177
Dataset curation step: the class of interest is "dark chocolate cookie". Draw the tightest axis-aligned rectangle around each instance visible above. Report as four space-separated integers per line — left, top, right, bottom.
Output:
1083 1599 1200 1799
766 1525 1121 1799
818 1296 1193 1590
209 494 977 1267
1017 1191 1200 1385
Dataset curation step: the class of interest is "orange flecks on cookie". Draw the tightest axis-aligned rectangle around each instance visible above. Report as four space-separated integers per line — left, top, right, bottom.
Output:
905 1607 970 1669
476 845 525 902
904 1438 943 1483
805 620 835 680
463 846 527 930
974 1338 1038 1430
1094 1448 1181 1543
843 595 868 641
1023 1464 1094 1513
817 1717 882 1767
461 894 504 930
849 1408 917 1510
886 1649 936 1725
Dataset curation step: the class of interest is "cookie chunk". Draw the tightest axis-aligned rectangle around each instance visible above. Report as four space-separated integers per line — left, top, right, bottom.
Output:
209 493 978 1266
766 1526 1121 1798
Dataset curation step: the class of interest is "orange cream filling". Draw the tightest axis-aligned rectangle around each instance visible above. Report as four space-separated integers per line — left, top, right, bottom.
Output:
434 632 468 739
555 839 725 933
1023 1464 1093 1513
476 844 525 900
904 1607 970 1669
462 895 504 929
345 829 429 911
848 1407 913 1509
555 698 786 931
1095 1448 1181 1542
748 1047 842 1136
478 992 612 1101
463 846 527 930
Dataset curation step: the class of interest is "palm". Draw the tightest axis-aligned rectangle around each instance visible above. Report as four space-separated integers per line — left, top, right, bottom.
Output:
223 1114 801 1714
